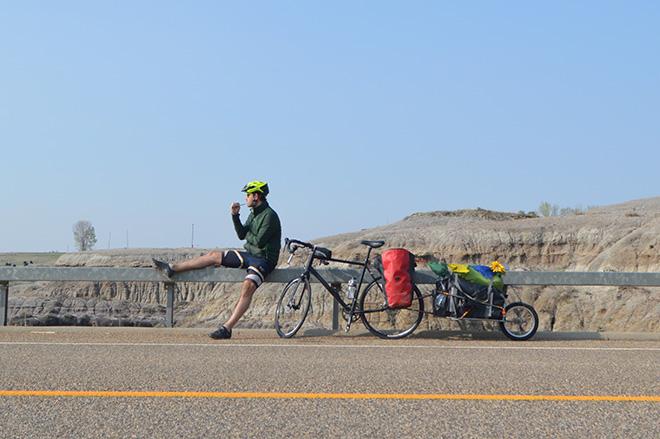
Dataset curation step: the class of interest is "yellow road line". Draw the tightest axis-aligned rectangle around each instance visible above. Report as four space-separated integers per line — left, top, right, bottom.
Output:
1 390 658 402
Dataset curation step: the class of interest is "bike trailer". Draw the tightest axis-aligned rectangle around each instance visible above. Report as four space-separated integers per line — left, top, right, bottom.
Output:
381 248 416 308
429 261 507 317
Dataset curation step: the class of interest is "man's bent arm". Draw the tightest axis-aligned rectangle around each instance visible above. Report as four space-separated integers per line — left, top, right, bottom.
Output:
233 214 248 240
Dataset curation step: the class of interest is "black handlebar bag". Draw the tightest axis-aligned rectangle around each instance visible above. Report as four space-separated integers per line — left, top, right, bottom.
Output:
381 249 415 308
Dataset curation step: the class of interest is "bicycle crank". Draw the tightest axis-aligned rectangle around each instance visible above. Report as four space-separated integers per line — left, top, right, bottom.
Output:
341 308 359 324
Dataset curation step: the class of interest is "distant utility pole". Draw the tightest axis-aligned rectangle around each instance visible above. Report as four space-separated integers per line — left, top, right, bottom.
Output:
108 232 111 249
126 230 129 249
191 223 195 248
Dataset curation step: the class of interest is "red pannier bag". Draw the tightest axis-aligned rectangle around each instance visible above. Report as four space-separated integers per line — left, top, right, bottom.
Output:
381 248 415 308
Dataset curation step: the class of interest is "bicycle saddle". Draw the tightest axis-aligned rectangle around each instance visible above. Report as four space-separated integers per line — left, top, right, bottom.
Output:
360 240 385 248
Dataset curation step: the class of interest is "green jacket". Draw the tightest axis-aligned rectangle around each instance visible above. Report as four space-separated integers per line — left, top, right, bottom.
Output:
232 201 281 266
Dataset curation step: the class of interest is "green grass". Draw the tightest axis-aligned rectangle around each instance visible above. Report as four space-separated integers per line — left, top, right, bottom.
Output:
0 252 64 267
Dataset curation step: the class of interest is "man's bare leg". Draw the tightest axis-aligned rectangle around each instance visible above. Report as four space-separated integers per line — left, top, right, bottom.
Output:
223 279 258 330
171 250 223 272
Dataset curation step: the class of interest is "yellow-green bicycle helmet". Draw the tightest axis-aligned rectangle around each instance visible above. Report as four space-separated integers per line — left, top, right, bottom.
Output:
242 180 269 196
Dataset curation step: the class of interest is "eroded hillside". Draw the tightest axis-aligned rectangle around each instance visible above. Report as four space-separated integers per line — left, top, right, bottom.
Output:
7 197 660 332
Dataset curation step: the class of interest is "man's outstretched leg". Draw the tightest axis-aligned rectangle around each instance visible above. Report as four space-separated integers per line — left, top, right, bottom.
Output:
209 279 258 340
152 251 223 277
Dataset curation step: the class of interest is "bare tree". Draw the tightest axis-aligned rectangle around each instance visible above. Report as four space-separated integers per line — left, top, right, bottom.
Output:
73 220 97 251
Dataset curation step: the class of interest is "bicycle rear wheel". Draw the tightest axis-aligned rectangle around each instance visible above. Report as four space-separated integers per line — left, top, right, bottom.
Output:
359 280 424 339
275 276 312 338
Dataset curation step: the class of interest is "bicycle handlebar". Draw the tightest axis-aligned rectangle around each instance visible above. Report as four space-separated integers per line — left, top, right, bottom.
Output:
284 238 314 254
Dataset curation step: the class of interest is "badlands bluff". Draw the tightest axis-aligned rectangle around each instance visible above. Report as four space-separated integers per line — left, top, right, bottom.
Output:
8 197 660 333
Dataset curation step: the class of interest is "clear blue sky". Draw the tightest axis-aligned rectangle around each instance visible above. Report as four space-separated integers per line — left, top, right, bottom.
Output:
1 1 659 252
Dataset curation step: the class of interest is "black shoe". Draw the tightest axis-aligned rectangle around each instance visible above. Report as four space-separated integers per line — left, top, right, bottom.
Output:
209 325 232 339
152 258 174 277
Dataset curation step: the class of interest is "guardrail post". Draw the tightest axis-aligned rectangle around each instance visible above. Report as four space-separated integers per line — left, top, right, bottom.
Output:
0 282 8 326
165 282 175 328
331 282 341 331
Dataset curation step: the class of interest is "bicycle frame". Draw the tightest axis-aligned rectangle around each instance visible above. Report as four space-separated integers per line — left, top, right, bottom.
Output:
297 243 381 329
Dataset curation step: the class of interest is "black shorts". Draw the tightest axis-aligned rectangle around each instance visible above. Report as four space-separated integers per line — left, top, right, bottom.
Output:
222 250 274 287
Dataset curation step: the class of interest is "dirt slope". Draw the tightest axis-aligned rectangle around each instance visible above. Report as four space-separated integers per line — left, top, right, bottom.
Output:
7 197 659 332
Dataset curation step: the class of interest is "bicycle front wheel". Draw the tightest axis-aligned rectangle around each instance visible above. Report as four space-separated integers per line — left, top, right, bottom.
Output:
275 276 312 338
359 280 424 339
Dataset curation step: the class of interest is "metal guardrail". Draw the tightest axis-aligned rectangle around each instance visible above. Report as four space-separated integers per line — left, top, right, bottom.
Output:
0 266 354 328
503 271 660 287
1 267 659 327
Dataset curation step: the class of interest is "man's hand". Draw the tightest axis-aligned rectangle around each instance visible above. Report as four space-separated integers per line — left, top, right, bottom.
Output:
230 202 241 215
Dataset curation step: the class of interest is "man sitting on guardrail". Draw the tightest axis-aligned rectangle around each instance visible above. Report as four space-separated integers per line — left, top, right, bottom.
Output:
152 180 281 339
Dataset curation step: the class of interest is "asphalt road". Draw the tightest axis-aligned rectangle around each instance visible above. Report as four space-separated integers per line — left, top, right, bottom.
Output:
0 327 658 438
